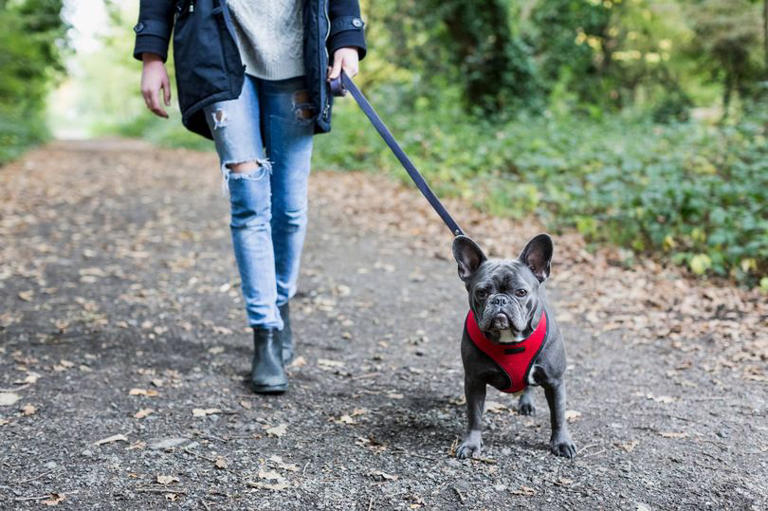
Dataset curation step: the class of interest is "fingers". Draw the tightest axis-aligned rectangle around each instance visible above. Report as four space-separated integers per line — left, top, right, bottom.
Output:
144 87 168 118
342 50 359 78
328 49 360 81
162 76 171 106
328 56 343 80
344 58 358 78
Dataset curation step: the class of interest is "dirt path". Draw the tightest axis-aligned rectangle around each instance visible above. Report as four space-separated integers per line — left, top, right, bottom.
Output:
0 139 766 510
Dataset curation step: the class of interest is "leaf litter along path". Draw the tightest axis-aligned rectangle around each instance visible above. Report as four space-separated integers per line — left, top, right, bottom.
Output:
0 138 766 509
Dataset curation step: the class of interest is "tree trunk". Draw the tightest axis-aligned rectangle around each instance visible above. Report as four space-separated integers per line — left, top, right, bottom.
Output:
764 0 767 74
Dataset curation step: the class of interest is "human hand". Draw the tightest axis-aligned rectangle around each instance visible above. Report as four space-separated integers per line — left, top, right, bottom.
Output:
327 47 359 80
141 53 171 118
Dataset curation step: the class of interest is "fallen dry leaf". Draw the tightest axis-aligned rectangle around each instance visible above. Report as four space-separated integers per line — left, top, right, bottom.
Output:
134 408 154 419
214 457 228 469
619 440 639 452
268 455 299 472
94 433 128 446
485 401 510 414
0 392 21 406
511 486 536 496
129 388 159 397
317 358 344 369
41 493 65 506
335 414 357 425
15 372 40 385
369 470 398 481
288 355 307 368
192 408 221 417
20 403 36 416
565 410 582 422
266 423 288 438
247 480 290 491
647 394 676 404
258 469 283 481
156 475 179 485
659 431 688 439
18 290 34 302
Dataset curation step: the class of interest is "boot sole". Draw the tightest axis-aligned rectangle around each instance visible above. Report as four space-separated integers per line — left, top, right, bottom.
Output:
251 383 287 394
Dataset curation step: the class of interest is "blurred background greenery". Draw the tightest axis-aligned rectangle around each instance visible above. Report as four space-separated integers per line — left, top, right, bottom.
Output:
1 0 766 286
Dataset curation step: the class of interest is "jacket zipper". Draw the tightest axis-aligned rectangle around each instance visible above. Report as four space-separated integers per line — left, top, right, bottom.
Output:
322 0 331 120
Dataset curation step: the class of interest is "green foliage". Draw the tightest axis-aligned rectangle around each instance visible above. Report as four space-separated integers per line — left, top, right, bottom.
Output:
0 0 66 164
528 0 612 105
311 93 768 284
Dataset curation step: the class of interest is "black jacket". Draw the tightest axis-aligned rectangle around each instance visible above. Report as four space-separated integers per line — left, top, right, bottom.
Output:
133 0 366 139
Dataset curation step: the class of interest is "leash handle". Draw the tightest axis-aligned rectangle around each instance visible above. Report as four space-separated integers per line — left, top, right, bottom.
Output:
329 72 465 237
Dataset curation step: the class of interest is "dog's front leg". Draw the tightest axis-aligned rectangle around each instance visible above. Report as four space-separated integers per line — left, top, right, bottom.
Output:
457 375 485 458
517 386 536 415
543 379 576 458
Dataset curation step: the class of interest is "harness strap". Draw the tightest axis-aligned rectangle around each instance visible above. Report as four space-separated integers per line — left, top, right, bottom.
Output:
465 310 548 393
329 72 465 237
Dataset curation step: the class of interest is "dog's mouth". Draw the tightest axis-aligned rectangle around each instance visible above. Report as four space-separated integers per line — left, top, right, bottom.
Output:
491 313 510 331
482 312 528 344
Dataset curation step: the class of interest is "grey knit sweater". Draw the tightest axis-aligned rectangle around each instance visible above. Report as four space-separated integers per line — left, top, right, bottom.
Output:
227 0 305 80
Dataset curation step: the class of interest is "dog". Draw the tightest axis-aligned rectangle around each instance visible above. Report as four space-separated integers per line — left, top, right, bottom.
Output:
452 233 576 458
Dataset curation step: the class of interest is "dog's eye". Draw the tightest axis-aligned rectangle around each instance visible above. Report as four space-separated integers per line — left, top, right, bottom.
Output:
515 289 528 297
475 289 489 300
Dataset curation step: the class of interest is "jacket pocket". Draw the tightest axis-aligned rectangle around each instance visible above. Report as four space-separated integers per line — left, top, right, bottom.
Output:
172 0 233 112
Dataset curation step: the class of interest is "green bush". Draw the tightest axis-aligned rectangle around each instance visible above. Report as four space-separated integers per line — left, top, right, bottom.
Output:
311 92 767 285
0 0 66 164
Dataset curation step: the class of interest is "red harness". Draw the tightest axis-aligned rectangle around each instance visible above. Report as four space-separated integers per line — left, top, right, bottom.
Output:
465 309 548 393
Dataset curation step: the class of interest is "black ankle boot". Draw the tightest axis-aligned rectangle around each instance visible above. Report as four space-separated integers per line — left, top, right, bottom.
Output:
278 302 293 364
251 327 287 394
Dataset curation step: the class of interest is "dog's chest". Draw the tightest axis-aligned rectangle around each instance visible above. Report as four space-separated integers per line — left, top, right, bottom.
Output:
464 310 548 393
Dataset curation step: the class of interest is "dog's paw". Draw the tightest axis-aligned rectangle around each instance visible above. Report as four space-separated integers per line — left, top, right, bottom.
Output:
517 400 536 416
550 432 576 458
456 432 483 459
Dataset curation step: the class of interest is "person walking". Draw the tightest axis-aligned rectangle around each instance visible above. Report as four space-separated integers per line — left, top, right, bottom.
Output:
133 0 366 394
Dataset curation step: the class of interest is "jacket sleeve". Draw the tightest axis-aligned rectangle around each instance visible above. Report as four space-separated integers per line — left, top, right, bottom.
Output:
132 0 176 62
327 0 367 60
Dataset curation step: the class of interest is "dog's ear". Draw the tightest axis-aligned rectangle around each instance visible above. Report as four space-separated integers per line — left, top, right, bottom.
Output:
519 233 553 282
452 235 487 282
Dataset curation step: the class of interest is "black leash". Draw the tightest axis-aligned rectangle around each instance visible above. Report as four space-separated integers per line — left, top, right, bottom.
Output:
329 72 465 237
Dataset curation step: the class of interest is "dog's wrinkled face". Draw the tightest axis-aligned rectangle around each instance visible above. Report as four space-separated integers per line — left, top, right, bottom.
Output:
453 234 553 343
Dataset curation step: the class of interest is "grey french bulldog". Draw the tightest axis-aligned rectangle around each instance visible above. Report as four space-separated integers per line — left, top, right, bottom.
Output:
452 233 576 459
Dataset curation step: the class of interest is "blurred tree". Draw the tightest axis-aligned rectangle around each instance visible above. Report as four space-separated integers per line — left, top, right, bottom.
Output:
528 0 613 106
421 0 539 113
369 0 538 115
688 0 763 116
0 0 67 162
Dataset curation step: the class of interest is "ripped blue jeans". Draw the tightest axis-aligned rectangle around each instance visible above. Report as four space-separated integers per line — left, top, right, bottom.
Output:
204 75 314 330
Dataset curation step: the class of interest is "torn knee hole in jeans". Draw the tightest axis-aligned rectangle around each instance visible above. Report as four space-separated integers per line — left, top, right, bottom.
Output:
225 158 272 176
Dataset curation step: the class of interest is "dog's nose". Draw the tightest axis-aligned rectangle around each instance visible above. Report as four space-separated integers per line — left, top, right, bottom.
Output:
490 294 509 306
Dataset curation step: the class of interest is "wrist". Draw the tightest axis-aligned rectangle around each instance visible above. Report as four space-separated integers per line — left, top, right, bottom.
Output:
142 53 163 64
